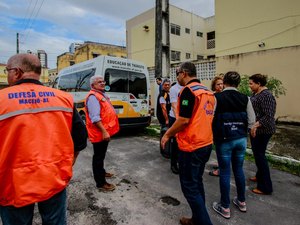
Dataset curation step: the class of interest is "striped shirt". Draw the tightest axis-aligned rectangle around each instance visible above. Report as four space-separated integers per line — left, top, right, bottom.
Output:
250 89 276 135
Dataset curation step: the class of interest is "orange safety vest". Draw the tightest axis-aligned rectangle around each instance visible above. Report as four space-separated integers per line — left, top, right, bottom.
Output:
0 83 74 207
176 82 215 152
85 90 120 143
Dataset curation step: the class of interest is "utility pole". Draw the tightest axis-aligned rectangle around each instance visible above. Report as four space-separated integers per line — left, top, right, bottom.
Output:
155 0 170 78
16 33 20 54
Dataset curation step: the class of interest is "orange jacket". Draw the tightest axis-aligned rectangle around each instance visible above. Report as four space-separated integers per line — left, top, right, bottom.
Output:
0 83 74 207
177 82 215 152
85 90 119 143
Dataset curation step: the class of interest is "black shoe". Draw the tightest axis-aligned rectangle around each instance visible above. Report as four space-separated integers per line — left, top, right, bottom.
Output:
171 165 179 174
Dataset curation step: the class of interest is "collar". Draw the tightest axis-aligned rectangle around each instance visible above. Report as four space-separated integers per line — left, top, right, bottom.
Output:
186 79 200 85
15 79 43 86
223 87 238 91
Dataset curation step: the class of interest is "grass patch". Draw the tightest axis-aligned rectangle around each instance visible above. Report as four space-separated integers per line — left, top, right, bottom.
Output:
245 151 300 176
143 125 160 137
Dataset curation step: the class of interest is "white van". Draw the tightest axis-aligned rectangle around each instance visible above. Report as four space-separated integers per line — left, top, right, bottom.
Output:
53 56 151 128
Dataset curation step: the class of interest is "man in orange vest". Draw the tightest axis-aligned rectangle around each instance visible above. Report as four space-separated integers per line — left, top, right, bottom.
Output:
85 75 120 192
161 62 215 225
0 53 87 225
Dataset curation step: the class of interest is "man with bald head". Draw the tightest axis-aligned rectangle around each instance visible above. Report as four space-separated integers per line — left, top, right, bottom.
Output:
0 54 87 225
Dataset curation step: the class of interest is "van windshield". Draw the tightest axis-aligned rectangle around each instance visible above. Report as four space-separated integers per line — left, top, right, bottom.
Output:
104 69 147 99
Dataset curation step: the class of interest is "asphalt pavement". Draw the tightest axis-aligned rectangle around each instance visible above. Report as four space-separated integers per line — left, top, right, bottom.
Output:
1 133 299 225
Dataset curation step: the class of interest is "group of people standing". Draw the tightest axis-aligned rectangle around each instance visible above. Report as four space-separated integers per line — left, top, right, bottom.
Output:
159 62 276 225
0 53 276 225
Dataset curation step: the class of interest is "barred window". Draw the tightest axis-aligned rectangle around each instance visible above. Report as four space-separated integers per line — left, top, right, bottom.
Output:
171 51 181 61
171 24 181 36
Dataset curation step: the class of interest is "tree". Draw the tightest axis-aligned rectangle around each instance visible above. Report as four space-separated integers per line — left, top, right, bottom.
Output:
238 75 286 98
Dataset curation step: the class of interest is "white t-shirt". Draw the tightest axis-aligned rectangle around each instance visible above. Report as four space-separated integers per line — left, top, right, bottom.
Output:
169 83 183 118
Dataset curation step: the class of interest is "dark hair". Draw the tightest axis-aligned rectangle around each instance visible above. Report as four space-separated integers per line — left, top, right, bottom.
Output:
249 74 268 86
211 75 223 91
180 61 197 77
162 78 170 85
156 77 162 81
223 71 241 87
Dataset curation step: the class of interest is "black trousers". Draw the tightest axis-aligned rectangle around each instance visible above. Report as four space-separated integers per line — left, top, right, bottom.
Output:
169 116 178 167
92 141 109 187
250 134 273 194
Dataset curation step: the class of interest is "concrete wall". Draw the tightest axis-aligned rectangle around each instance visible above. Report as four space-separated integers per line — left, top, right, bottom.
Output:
126 5 215 67
215 0 300 57
216 46 300 122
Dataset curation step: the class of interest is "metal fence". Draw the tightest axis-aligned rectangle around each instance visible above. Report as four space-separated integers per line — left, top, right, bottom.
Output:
148 60 216 84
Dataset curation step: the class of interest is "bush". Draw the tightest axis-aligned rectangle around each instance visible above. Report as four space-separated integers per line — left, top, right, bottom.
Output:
238 75 286 98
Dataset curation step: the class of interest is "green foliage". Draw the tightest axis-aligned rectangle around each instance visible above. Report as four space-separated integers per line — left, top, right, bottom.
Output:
238 75 252 96
238 75 286 98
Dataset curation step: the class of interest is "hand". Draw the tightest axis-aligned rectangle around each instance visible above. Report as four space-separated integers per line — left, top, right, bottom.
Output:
103 131 111 141
250 127 257 138
161 133 169 150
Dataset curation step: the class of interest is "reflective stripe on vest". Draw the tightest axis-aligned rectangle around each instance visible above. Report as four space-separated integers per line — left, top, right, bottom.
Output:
177 82 215 152
0 83 74 207
0 107 72 121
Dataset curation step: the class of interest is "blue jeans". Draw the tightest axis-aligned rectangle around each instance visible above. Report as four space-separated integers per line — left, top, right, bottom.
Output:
250 134 273 194
0 189 67 225
216 138 246 208
179 145 213 225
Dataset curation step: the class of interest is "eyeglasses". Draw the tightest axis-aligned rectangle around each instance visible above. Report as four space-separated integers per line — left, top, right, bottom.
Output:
4 67 18 74
176 71 183 76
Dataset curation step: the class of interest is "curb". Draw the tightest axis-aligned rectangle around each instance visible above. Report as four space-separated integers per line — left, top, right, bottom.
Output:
246 148 300 167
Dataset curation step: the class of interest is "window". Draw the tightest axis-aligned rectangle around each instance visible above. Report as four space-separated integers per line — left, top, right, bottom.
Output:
196 31 203 37
104 69 147 98
197 55 204 60
171 51 181 61
186 53 191 59
171 24 181 36
185 28 190 34
207 31 215 49
58 68 96 92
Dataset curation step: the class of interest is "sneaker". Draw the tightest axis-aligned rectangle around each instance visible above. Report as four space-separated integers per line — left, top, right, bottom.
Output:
105 172 115 178
98 182 115 192
233 197 247 212
179 217 194 225
212 202 231 219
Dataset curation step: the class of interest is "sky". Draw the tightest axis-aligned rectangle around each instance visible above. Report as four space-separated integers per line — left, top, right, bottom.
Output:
0 0 214 69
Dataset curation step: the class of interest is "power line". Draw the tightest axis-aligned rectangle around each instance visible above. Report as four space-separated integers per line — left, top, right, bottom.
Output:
23 0 45 44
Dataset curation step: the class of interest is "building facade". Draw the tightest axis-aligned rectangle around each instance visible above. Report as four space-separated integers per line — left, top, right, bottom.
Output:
37 50 48 68
57 41 127 72
126 5 215 68
215 0 300 122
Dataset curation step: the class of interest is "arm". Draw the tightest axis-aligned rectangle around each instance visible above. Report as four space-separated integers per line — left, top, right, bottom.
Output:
160 103 169 125
94 120 110 141
171 102 177 118
161 87 195 149
246 98 257 137
161 116 189 149
71 107 88 165
86 95 110 141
